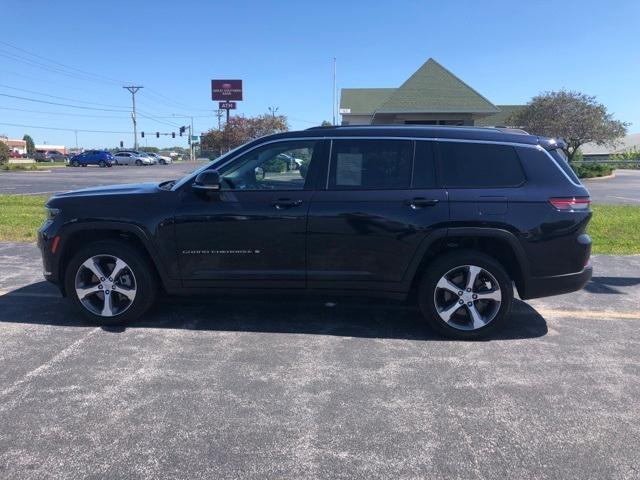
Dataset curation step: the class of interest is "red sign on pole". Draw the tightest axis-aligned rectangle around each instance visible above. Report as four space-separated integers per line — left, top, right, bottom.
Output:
211 80 243 101
219 101 237 110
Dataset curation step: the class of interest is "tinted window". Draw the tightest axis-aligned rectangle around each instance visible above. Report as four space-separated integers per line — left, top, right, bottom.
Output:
328 139 412 190
219 140 319 191
549 149 580 184
412 141 436 188
438 141 525 187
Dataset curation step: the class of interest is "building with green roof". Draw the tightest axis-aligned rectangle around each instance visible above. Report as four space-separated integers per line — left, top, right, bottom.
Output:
339 58 524 127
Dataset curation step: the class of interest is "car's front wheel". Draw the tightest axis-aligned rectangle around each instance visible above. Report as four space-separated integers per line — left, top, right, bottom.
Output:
418 250 513 340
135 160 142 166
71 160 79 167
98 160 106 168
64 241 157 325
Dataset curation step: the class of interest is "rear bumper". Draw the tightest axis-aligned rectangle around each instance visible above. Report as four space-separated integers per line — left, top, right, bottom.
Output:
519 265 593 300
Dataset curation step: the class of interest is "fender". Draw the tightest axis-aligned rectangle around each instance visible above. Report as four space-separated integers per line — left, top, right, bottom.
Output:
402 226 531 290
55 220 178 292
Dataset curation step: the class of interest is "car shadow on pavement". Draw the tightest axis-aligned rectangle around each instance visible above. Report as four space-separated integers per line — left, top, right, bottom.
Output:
583 276 640 294
0 282 548 341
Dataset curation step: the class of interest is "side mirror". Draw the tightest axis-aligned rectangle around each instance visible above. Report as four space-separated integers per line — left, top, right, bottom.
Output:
193 170 220 191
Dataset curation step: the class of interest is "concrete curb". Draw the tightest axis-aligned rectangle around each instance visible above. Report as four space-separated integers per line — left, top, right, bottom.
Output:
583 172 616 181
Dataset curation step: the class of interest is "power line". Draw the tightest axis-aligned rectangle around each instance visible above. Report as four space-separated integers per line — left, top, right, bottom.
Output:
0 121 130 134
0 105 128 118
0 82 129 109
0 41 125 86
0 93 130 112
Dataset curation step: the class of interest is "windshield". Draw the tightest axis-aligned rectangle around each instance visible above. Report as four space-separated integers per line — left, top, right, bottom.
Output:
172 144 247 191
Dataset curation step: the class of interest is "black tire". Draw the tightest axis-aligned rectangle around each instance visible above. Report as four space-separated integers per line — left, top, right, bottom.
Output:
72 160 79 167
98 160 106 168
417 250 513 340
135 159 142 166
64 240 157 325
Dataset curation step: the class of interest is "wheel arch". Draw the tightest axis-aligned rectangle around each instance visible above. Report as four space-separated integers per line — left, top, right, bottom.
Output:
57 222 172 295
408 227 530 297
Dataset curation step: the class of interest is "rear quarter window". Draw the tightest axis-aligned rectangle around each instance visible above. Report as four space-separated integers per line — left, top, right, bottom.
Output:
438 141 525 188
549 149 581 185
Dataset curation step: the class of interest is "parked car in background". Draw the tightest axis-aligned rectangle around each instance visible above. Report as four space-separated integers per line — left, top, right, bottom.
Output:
146 152 172 164
112 151 152 166
34 150 67 162
69 150 114 167
9 150 22 158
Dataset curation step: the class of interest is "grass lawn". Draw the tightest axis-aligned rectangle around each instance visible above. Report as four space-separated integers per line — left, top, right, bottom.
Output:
590 204 640 254
0 195 638 254
0 195 48 242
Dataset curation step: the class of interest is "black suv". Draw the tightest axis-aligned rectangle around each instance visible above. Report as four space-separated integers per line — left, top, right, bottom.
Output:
38 126 592 339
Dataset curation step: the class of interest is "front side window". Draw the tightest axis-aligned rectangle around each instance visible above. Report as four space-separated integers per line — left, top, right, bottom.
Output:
218 140 319 191
438 141 525 188
328 139 413 190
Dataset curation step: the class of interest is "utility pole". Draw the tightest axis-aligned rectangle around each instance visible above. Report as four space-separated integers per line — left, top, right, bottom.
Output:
123 86 143 149
332 56 336 125
215 110 223 130
74 130 78 149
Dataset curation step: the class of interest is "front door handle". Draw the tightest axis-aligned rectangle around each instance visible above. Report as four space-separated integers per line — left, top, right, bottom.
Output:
403 198 439 209
272 199 303 209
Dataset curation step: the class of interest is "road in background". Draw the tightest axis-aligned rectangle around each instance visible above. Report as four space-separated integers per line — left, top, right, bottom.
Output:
583 169 640 204
0 162 204 195
0 243 639 479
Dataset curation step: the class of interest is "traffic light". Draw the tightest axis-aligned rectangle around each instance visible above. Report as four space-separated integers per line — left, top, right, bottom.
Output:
179 126 186 136
156 132 159 138
172 132 175 138
141 131 144 138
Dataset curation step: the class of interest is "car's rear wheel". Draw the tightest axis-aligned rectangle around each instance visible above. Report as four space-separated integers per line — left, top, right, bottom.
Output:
418 250 513 340
64 241 157 325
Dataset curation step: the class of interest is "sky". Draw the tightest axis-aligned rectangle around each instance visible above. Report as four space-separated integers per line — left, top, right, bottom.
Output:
1 0 638 149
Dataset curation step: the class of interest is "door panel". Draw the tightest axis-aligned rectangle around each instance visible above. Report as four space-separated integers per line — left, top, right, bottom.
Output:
307 189 449 288
174 139 327 288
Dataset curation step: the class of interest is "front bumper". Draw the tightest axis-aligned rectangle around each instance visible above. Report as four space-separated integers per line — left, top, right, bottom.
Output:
519 265 593 300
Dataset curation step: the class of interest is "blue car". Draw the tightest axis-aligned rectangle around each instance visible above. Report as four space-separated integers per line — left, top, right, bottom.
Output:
70 150 114 168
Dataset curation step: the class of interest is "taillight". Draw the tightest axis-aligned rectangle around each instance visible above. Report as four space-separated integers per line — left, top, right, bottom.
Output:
549 196 591 211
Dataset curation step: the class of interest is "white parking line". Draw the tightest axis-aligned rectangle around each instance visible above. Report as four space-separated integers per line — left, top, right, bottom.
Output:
607 195 640 202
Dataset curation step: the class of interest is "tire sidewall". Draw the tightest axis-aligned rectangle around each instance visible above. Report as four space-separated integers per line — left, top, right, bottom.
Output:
418 251 513 340
64 240 156 325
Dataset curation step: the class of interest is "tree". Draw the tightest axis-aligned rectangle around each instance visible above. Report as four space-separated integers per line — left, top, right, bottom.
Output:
201 113 288 156
320 120 333 127
509 90 628 161
23 134 35 155
0 141 10 165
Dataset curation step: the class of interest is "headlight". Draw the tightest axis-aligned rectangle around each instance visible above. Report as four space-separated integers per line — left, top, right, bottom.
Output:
46 207 60 221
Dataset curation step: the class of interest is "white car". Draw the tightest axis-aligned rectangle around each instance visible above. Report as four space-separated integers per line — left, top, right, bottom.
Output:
112 151 152 166
147 152 172 164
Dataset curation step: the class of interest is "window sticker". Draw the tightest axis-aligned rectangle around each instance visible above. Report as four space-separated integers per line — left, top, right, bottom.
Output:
336 153 363 186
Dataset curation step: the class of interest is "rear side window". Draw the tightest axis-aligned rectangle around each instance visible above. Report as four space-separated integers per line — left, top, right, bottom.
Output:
549 149 580 184
438 141 525 188
328 139 412 190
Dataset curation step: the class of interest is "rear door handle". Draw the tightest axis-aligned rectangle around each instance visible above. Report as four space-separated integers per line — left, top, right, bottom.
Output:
272 199 303 209
403 198 439 209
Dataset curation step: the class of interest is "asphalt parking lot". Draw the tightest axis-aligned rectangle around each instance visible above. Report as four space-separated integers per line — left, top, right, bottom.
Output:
582 169 640 204
0 162 203 195
1 163 639 204
1 242 639 479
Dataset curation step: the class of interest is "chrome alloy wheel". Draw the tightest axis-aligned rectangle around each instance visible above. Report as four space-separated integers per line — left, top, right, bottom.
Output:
74 254 137 317
433 265 502 331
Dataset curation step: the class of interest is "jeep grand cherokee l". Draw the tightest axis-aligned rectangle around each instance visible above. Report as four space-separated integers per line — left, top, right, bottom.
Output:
38 126 592 339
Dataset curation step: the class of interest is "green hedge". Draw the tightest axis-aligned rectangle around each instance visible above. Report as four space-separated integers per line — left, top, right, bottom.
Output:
571 162 613 178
